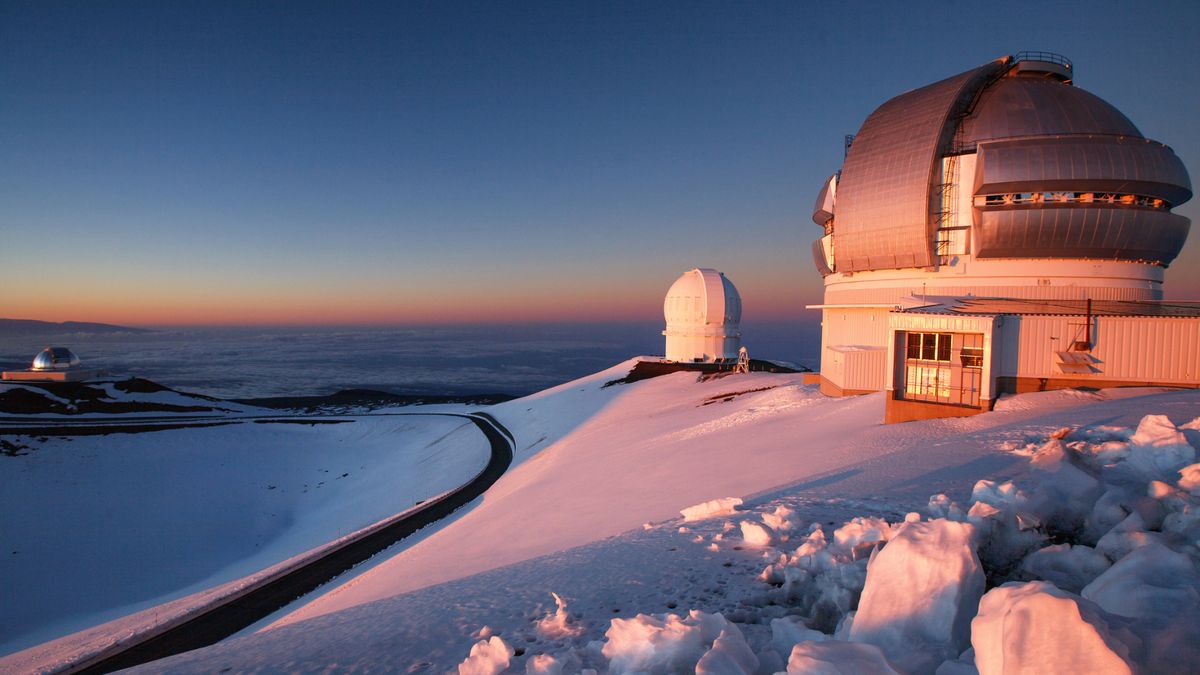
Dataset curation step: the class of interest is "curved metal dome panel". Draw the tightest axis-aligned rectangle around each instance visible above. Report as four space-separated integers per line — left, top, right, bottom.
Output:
976 136 1192 205
31 347 81 371
663 268 741 327
976 208 1189 264
833 60 1008 272
958 77 1141 148
811 238 833 277
812 173 837 227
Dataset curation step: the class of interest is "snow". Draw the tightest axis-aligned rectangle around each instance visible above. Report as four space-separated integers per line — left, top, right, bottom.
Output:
458 636 515 675
0 413 489 660
1081 542 1200 673
971 581 1138 675
1126 414 1196 480
739 520 775 547
1017 543 1109 594
0 380 263 417
8 358 1200 674
694 623 759 674
681 497 743 522
535 593 584 640
785 640 901 674
600 610 737 674
849 520 983 674
1178 463 1200 494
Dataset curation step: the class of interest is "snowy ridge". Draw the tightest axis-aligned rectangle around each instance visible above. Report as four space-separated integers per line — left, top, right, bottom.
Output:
0 379 264 418
124 359 1200 674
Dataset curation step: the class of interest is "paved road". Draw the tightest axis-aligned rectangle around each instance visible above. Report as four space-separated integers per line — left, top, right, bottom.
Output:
13 411 515 674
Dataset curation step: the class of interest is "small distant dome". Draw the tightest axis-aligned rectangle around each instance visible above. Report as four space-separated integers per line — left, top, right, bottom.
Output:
32 347 81 371
662 268 742 363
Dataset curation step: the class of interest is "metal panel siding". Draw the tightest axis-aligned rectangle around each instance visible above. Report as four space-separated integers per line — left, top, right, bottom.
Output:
1005 315 1200 383
976 208 1190 264
824 308 890 348
834 61 1007 272
821 308 891 390
812 238 833 277
958 77 1141 147
843 349 887 390
700 272 726 325
977 137 1192 204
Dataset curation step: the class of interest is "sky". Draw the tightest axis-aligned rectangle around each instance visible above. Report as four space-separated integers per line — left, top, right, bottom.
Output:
2 1 1199 327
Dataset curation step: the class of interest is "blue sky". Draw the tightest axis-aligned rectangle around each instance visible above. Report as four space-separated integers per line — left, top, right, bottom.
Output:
2 1 1198 325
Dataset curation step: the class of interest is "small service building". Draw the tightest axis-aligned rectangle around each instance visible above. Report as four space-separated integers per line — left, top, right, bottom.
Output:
806 52 1199 422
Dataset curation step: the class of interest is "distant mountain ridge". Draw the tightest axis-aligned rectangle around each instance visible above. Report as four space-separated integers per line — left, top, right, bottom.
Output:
0 318 149 335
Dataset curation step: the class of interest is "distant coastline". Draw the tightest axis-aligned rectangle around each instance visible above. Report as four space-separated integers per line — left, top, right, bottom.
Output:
0 318 150 335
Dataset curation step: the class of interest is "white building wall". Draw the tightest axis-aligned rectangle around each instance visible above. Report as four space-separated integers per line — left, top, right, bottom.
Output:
665 333 740 363
999 315 1200 384
820 307 891 391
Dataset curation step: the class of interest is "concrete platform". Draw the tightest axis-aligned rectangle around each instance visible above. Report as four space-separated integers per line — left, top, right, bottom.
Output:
2 369 103 383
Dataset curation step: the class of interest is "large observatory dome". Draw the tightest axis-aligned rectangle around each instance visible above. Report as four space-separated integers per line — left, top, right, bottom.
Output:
663 268 742 363
811 51 1192 300
32 347 81 371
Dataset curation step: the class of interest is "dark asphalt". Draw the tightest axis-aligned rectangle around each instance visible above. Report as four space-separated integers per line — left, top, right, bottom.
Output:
57 412 514 675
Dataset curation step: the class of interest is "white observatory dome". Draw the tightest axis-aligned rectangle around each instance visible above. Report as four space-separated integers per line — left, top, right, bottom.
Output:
31 347 81 371
662 268 742 363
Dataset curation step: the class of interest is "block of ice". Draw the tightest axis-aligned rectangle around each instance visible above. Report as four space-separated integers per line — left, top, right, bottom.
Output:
785 640 901 674
971 582 1137 675
849 520 984 674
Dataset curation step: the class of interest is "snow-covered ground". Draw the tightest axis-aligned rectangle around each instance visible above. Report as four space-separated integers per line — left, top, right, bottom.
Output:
93 358 1197 674
0 413 489 657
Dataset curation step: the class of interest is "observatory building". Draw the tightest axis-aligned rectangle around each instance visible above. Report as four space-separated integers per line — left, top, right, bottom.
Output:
663 268 742 363
807 52 1200 422
2 347 101 382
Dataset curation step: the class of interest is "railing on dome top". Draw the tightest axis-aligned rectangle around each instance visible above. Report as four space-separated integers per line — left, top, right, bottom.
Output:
1013 51 1073 71
945 51 1074 156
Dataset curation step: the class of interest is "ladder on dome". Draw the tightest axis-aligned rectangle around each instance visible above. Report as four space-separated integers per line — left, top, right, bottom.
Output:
934 154 963 260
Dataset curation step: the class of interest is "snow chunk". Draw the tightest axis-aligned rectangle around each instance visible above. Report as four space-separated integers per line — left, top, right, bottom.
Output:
525 653 565 675
1026 439 1103 535
969 480 1026 512
458 636 515 675
785 640 901 674
849 520 984 674
740 520 775 548
762 505 801 533
681 497 743 522
1095 512 1164 562
1083 541 1200 617
926 494 965 521
831 516 892 559
1127 415 1196 479
933 651 978 675
1082 542 1200 672
535 592 583 639
600 610 729 674
695 624 759 675
1176 463 1200 495
770 616 827 660
971 582 1137 675
1019 543 1110 594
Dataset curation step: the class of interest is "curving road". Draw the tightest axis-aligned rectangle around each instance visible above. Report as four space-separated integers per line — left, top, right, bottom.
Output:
27 411 516 674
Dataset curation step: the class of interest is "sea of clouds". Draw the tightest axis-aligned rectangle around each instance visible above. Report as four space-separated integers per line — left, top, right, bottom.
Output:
0 321 819 399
